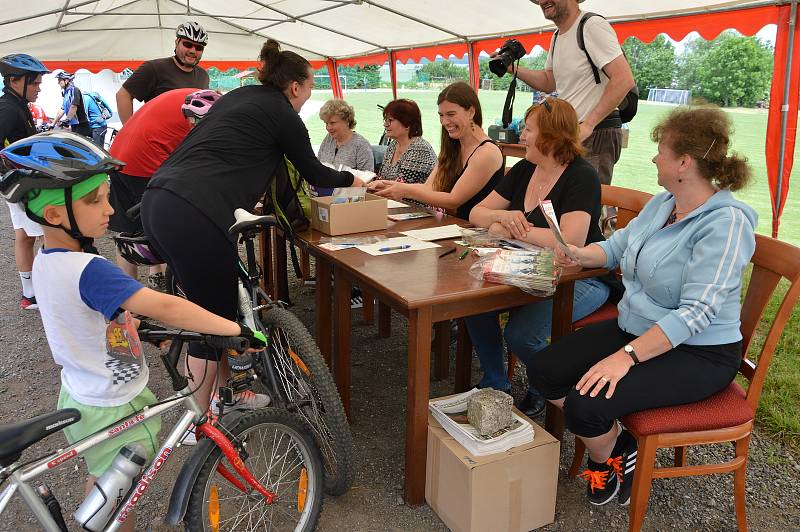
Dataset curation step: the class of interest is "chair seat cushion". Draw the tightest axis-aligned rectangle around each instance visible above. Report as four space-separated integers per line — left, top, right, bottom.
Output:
572 303 618 330
621 382 754 436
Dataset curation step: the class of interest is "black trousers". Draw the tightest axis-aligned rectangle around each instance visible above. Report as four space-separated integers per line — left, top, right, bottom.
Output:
527 319 741 438
141 187 239 361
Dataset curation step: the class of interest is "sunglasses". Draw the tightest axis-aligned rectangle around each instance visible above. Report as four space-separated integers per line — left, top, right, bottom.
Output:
537 97 553 113
180 40 205 52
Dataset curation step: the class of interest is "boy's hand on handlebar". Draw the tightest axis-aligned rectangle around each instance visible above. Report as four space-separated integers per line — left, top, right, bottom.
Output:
238 323 267 351
137 319 171 349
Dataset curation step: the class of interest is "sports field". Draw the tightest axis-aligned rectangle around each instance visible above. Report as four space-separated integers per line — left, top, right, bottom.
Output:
304 89 800 245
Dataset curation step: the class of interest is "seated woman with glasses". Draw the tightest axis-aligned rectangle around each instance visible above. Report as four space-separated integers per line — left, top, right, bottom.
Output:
464 97 610 418
376 99 437 184
317 98 375 172
370 81 503 219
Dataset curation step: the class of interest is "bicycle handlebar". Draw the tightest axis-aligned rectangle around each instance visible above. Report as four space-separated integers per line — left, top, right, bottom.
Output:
138 330 250 353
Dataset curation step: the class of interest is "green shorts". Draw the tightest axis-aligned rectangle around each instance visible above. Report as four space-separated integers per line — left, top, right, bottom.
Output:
57 387 161 477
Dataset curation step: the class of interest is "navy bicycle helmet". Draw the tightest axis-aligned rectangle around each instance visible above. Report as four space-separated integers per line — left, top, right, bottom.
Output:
0 131 124 203
0 54 50 77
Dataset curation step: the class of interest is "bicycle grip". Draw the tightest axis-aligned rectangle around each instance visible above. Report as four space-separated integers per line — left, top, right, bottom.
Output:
205 335 249 353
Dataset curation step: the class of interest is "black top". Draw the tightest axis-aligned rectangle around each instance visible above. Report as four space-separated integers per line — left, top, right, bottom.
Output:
494 156 604 245
455 139 504 220
122 57 210 102
149 85 354 238
0 90 35 146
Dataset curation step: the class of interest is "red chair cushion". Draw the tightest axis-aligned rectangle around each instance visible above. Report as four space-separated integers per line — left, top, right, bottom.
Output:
572 303 618 330
622 382 754 436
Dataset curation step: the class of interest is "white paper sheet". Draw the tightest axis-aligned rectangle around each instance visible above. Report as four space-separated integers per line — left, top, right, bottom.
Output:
386 200 408 209
400 224 464 241
356 236 440 256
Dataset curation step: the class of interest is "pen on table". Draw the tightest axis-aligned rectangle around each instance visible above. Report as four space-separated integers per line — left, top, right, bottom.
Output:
458 248 470 260
379 244 412 252
438 247 456 259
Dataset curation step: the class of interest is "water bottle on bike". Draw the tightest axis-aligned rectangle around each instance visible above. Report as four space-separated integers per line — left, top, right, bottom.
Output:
73 442 147 531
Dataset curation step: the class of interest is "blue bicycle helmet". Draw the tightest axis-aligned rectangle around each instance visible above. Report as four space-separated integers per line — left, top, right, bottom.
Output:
0 54 50 77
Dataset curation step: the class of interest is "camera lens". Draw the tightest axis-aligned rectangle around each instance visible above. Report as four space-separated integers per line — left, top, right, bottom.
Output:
489 54 512 77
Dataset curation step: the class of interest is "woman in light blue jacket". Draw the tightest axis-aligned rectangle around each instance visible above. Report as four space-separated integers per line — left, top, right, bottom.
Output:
529 107 757 507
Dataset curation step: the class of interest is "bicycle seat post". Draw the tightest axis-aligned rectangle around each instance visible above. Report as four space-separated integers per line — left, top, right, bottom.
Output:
240 229 261 285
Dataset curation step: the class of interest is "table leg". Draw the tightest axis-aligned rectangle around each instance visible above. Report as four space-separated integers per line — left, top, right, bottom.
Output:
314 258 332 367
362 290 374 325
433 321 449 381
404 306 432 506
454 318 472 393
275 232 288 303
544 281 576 440
333 268 352 419
378 302 391 338
300 248 311 281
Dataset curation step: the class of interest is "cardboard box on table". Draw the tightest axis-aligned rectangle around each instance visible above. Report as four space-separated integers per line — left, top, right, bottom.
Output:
310 193 388 236
425 405 559 532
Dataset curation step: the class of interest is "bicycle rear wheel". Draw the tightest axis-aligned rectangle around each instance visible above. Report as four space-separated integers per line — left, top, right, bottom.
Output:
185 408 323 532
259 307 354 496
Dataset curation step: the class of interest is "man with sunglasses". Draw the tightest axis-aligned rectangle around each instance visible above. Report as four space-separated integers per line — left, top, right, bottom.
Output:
115 21 210 124
516 0 635 186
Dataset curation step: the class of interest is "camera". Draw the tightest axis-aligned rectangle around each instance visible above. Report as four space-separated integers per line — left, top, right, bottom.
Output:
489 39 527 77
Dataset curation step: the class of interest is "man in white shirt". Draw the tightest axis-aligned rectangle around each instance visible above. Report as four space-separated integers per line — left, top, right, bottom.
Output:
518 0 635 185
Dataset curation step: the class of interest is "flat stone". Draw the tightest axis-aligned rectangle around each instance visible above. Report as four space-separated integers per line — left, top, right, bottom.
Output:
467 389 513 436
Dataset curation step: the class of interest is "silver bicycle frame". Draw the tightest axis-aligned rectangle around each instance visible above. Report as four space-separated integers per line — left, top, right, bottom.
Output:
0 389 206 531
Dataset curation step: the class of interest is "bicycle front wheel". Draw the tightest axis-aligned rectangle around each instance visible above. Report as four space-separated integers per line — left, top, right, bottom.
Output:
185 409 323 532
260 307 354 496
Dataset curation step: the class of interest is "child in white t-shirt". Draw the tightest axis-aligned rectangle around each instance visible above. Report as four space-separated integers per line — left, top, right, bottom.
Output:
0 132 266 532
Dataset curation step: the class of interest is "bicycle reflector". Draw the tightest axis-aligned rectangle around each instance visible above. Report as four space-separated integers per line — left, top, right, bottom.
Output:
209 485 220 532
297 468 308 513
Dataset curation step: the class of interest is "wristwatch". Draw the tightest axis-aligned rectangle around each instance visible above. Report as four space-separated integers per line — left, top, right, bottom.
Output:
623 344 640 365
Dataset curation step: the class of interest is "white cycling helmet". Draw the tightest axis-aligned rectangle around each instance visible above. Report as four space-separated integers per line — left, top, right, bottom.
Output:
176 22 208 45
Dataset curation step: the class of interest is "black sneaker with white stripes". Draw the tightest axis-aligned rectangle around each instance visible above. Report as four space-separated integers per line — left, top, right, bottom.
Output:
611 426 638 506
580 457 619 505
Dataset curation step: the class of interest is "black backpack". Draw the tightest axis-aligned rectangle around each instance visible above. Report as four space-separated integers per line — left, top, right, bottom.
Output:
553 12 639 123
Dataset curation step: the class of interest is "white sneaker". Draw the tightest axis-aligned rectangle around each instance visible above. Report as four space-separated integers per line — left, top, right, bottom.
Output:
181 427 197 446
212 390 271 414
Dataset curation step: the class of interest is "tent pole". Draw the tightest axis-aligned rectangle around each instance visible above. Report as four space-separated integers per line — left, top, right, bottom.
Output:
467 41 479 91
775 0 797 237
389 50 398 100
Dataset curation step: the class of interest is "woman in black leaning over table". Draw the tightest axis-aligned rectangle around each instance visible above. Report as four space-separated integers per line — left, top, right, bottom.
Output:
142 39 365 411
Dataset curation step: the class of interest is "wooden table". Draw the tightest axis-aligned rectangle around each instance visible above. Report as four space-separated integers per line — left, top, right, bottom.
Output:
498 142 526 167
294 215 605 506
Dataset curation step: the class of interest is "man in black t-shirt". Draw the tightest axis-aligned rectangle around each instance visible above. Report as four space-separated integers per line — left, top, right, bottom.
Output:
116 22 210 123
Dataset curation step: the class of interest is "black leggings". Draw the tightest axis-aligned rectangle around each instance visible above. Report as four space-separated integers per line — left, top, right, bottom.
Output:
527 319 741 438
141 187 238 361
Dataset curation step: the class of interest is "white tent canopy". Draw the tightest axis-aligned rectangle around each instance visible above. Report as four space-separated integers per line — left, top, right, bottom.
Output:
0 0 778 62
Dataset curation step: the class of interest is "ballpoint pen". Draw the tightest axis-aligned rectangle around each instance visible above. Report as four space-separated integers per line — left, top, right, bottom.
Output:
458 249 470 260
379 244 412 252
438 247 456 259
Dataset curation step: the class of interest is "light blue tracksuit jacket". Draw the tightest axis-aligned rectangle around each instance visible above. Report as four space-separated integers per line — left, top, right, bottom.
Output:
597 189 757 347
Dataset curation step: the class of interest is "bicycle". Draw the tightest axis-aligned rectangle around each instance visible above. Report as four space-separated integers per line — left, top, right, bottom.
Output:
114 208 354 496
0 331 323 531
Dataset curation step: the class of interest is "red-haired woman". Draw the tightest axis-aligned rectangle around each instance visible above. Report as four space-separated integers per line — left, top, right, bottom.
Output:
376 98 436 184
464 97 610 417
371 81 503 219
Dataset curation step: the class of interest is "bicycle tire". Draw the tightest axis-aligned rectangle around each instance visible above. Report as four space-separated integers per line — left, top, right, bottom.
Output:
185 408 323 532
259 307 354 497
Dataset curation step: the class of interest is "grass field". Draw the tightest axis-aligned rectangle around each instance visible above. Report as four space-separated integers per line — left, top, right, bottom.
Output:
304 89 800 449
304 90 800 245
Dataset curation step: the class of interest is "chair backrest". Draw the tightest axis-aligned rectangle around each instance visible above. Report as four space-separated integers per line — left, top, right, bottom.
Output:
600 184 653 231
738 234 800 411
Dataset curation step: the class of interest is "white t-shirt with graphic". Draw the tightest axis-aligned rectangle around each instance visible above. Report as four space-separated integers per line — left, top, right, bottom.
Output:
545 12 623 122
33 248 147 407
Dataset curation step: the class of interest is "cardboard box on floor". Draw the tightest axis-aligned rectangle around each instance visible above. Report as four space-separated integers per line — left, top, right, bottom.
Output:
425 405 559 532
311 193 388 235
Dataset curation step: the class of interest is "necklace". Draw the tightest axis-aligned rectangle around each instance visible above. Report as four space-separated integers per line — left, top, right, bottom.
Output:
666 208 692 225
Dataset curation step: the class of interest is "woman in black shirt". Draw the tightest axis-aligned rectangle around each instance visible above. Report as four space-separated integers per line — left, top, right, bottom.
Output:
465 98 610 417
370 81 503 219
142 40 363 410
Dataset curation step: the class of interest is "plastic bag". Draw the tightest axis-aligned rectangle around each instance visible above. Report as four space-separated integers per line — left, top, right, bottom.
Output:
468 248 560 297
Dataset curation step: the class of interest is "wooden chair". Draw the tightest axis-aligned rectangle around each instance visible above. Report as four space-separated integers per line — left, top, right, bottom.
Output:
568 233 800 531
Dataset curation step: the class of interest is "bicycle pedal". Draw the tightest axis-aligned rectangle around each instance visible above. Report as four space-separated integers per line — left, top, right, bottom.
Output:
219 387 235 406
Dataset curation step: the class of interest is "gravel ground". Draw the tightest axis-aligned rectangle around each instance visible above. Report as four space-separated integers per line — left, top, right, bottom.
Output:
0 206 799 531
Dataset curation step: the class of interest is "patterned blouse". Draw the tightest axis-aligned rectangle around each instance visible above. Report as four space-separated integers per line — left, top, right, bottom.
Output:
377 137 437 184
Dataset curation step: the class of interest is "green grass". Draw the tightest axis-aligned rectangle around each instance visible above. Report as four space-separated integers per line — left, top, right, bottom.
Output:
304 89 800 448
304 90 800 245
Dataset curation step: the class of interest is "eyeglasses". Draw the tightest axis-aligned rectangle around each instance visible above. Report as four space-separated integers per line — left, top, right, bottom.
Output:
537 98 553 113
383 117 396 125
180 40 205 52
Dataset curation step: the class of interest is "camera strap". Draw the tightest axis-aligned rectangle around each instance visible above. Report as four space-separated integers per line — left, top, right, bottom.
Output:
501 60 520 128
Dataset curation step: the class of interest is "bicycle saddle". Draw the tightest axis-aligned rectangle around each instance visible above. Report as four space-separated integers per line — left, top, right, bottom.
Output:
228 208 277 236
0 409 81 467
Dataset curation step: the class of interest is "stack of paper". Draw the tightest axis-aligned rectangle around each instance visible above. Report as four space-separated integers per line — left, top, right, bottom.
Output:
400 224 464 241
479 249 559 295
429 388 534 456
